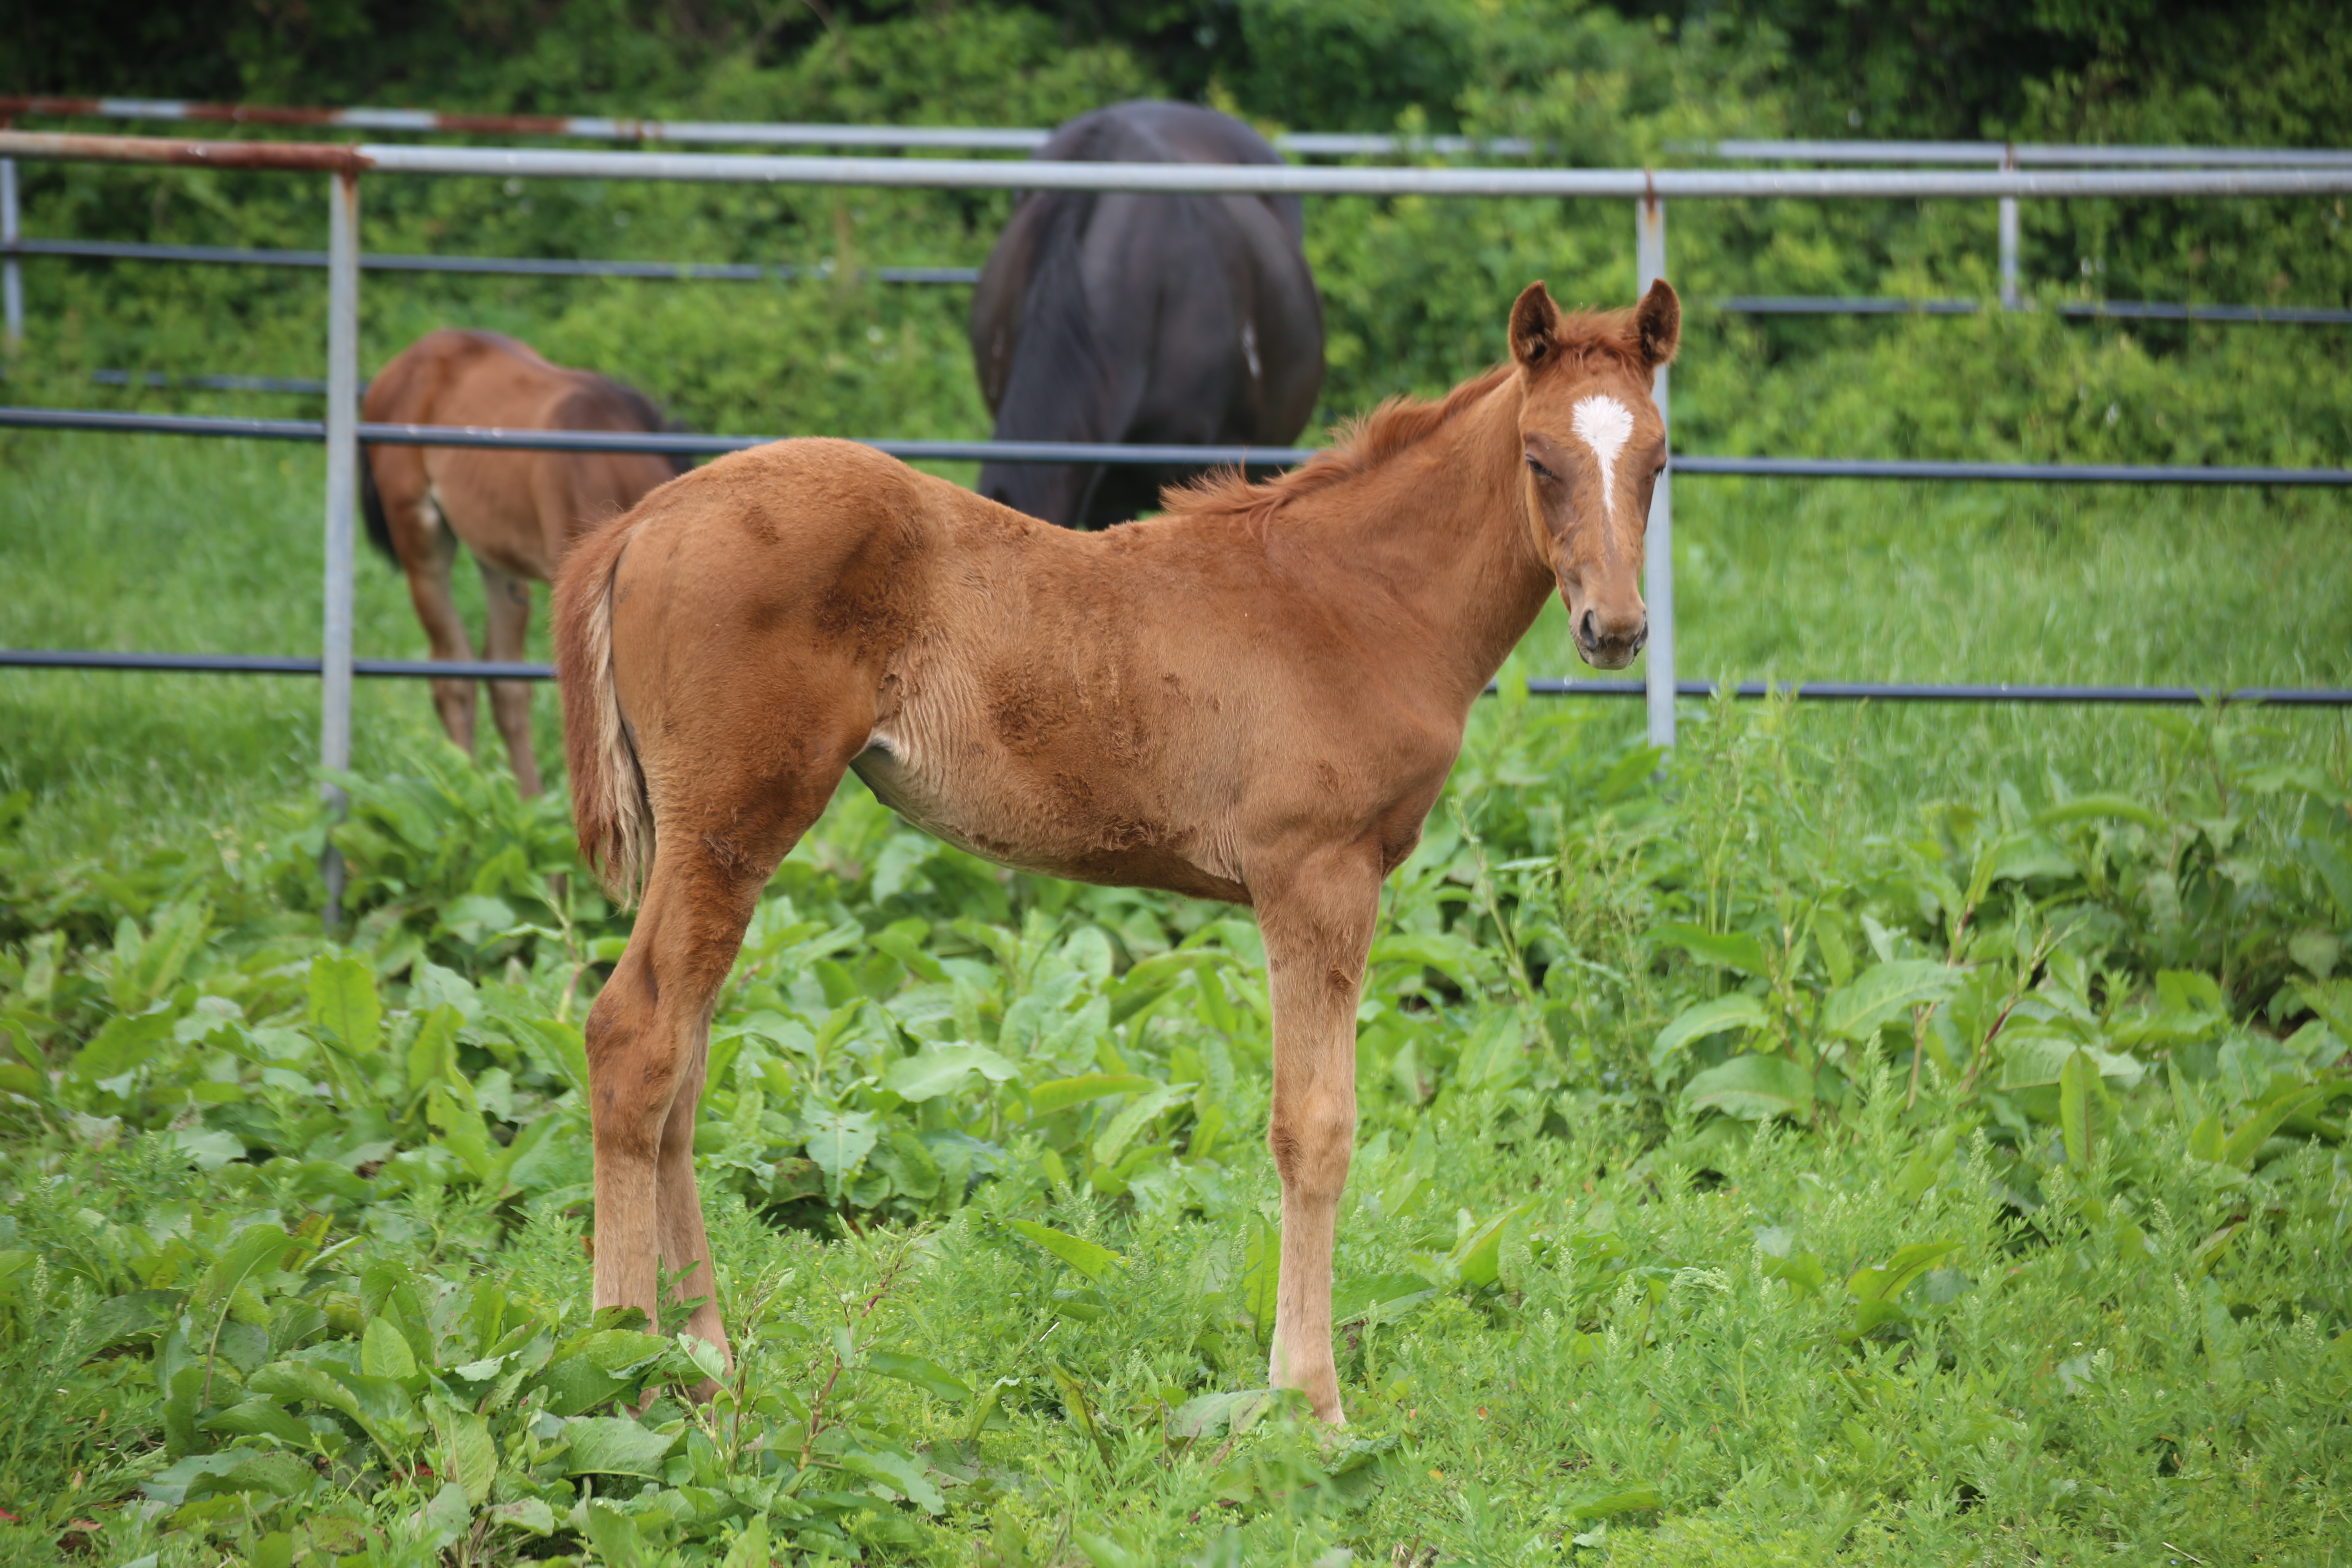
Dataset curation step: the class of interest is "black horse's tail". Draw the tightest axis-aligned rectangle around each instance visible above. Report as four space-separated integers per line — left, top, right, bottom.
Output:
993 190 1108 442
358 446 396 561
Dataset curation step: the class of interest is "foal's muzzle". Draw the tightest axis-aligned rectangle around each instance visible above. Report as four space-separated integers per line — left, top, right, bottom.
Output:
1575 608 1649 670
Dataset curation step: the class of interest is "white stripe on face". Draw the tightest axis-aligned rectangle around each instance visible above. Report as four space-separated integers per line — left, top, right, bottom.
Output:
1571 394 1635 516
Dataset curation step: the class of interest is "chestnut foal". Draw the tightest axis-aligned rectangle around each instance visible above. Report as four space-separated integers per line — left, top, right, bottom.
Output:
363 330 684 795
553 281 1677 1421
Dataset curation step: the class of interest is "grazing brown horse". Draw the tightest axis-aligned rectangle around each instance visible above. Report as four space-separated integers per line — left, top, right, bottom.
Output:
554 280 1677 1421
362 330 685 795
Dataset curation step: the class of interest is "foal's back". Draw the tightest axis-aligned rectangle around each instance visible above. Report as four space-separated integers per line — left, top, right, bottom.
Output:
363 330 679 579
577 438 1441 906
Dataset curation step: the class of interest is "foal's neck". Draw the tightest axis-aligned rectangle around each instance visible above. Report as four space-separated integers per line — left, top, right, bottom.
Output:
1294 381 1557 707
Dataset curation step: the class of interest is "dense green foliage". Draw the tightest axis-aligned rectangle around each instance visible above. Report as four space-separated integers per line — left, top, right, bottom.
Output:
3 0 2352 1562
1 670 2349 1564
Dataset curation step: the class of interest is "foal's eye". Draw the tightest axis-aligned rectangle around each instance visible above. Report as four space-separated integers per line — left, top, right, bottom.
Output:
1526 456 1556 481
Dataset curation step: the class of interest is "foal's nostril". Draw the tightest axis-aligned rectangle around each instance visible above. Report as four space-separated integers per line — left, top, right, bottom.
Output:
1578 609 1599 648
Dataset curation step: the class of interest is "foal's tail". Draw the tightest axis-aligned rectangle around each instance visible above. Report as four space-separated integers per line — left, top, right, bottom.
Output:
554 515 653 906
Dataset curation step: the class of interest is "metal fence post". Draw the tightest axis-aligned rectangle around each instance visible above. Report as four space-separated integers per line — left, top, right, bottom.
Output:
2 152 22 352
1637 188 1675 750
320 169 361 927
1998 144 2020 310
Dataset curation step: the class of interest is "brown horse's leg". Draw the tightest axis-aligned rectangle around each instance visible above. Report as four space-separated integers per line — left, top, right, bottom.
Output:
1255 844 1384 1424
584 683 870 1379
400 511 480 755
477 560 542 795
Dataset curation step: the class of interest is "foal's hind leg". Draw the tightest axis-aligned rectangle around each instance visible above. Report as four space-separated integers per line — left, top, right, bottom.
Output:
477 560 543 795
584 693 870 1373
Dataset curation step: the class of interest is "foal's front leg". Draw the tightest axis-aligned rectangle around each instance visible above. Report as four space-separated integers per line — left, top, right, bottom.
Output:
1255 849 1383 1424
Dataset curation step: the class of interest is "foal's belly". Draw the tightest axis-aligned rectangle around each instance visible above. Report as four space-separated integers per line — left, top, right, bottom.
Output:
847 734 1247 903
850 742 1065 876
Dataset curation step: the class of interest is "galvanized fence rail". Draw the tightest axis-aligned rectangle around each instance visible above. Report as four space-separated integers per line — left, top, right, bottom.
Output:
27 236 2349 340
4 126 2352 913
7 102 2350 345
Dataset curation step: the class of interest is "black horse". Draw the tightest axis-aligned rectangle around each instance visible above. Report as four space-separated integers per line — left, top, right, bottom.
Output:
969 100 1326 530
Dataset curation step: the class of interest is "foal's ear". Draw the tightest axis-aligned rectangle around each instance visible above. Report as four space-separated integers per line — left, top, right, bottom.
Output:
1510 281 1562 371
1634 278 1681 370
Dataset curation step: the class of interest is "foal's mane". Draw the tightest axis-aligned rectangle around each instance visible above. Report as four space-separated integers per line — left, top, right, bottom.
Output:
1163 306 1648 526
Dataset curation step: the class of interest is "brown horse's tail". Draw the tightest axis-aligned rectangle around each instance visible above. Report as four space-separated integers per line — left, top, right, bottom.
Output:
554 516 653 906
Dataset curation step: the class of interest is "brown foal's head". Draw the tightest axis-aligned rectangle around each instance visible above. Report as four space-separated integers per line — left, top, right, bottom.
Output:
1508 279 1679 670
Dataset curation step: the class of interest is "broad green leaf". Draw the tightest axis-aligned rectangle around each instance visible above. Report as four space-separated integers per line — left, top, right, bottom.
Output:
1007 1220 1124 1282
1169 1388 1274 1441
307 954 381 1054
361 1315 418 1381
201 1398 312 1448
194 1223 291 1313
1332 1273 1438 1327
511 1017 589 1097
1761 1252 1827 1299
2058 1049 2096 1169
1650 994 1770 1074
838 1446 946 1514
1455 1007 1531 1092
1092 1082 1183 1166
2221 1081 2352 1169
1848 1241 1964 1305
720 1517 770 1568
1027 1073 1155 1117
584 1502 647 1568
881 1043 1020 1102
552 1327 672 1373
563 1416 677 1477
171 1128 247 1172
406 1004 463 1096
1821 960 1960 1041
2186 1112 2226 1163
434 1404 496 1505
803 1107 878 1183
1240 1216 1278 1343
488 1499 556 1537
1446 1203 1534 1288
679 1332 728 1384
866 1350 973 1403
1967 832 2076 906
1682 1053 1813 1120
1652 923 1771 977
68 1007 177 1082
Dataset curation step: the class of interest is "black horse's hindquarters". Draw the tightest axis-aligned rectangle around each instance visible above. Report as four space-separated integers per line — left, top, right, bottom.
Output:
969 100 1326 531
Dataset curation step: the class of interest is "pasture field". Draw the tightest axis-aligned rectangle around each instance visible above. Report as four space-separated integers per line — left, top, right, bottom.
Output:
1 371 2349 1566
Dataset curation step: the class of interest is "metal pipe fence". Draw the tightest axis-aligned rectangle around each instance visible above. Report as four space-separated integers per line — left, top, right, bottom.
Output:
2 126 2348 915
12 405 2352 489
11 128 2350 340
4 235 978 284
24 236 2346 330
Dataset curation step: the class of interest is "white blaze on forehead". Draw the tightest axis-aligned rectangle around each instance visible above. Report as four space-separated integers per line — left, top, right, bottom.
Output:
1570 394 1635 514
